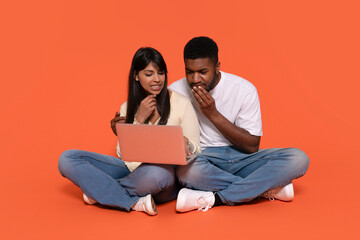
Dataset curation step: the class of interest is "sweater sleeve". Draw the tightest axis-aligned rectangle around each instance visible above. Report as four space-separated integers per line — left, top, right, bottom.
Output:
116 102 127 158
180 98 201 153
119 102 127 117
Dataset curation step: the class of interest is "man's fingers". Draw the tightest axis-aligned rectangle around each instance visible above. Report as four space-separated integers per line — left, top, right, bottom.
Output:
192 88 205 105
118 116 126 122
194 86 210 102
197 86 212 101
113 116 126 122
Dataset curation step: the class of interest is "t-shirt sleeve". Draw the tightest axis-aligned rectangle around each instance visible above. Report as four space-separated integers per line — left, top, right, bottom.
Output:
235 87 263 136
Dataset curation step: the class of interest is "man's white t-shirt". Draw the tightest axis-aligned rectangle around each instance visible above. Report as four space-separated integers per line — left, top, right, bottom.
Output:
169 71 263 148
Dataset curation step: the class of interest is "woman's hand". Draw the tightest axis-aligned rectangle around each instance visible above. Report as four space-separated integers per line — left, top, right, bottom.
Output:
110 112 126 136
136 95 157 124
183 137 192 156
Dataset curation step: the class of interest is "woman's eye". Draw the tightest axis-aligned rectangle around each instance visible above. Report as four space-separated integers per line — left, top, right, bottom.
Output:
145 74 152 77
158 71 164 75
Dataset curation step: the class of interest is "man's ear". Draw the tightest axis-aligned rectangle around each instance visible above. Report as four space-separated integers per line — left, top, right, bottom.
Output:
216 62 221 74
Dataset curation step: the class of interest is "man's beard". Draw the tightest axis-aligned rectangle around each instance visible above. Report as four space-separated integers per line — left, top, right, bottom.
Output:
206 72 219 92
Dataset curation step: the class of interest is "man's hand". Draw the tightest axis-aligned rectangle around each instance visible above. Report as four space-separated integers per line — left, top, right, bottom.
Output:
192 86 260 154
110 112 126 136
136 95 158 124
192 86 219 120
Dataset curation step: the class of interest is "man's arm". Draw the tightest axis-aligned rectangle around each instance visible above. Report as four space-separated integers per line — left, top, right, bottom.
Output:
192 86 260 154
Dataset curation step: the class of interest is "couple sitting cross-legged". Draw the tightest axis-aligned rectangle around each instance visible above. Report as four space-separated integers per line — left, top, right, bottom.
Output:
59 37 309 216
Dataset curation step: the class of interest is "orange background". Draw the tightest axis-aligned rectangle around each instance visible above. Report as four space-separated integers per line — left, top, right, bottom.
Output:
1 0 359 239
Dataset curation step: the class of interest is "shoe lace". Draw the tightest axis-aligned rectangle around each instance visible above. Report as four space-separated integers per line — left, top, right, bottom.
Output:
262 191 275 201
197 194 214 212
132 199 145 212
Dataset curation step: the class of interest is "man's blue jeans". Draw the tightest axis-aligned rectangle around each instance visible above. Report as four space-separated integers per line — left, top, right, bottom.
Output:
176 147 309 205
58 150 178 211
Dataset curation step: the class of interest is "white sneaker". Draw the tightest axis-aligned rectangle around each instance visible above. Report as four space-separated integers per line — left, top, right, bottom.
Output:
83 193 98 205
261 183 294 201
131 194 157 216
176 188 215 212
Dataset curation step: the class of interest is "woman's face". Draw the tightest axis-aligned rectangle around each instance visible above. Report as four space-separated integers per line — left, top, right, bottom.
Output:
135 62 166 96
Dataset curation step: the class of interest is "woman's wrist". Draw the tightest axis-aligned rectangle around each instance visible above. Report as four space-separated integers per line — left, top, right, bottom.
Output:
134 116 144 124
133 118 141 124
183 136 193 152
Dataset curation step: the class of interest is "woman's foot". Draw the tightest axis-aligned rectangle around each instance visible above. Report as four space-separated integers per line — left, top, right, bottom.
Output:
131 194 157 216
83 193 98 205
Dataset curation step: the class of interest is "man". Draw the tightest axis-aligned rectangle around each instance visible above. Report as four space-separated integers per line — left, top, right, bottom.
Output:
169 36 309 212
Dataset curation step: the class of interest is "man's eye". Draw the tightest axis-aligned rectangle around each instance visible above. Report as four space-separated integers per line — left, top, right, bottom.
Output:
200 71 207 75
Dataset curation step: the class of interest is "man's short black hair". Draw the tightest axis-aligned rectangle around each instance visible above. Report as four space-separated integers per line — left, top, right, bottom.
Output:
184 36 218 63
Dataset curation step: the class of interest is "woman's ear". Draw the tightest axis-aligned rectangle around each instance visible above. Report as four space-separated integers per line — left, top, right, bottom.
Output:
134 72 139 81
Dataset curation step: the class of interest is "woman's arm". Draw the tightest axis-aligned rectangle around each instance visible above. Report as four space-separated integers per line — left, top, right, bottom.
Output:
180 99 201 154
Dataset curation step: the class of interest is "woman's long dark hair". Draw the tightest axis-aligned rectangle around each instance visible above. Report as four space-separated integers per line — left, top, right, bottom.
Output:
126 47 170 125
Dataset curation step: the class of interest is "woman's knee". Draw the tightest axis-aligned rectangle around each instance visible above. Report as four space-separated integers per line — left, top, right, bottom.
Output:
58 149 80 176
175 160 208 186
148 165 176 188
133 165 176 195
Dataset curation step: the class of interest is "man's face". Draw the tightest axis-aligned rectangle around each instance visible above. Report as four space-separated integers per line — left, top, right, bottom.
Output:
184 58 220 92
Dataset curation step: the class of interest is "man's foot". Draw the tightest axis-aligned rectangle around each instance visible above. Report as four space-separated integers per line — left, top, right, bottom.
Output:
261 183 294 201
83 193 98 205
131 194 157 216
176 188 215 212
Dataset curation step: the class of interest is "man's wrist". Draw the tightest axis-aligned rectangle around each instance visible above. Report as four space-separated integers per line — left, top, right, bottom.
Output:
207 110 221 122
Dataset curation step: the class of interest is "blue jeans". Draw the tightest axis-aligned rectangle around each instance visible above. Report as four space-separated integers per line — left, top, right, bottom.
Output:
58 149 179 211
176 147 309 205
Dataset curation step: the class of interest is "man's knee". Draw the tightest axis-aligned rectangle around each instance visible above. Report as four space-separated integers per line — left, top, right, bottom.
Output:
286 148 310 176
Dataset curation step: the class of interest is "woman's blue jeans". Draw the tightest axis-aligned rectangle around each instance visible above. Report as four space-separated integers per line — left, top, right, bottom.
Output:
176 147 309 205
58 149 179 211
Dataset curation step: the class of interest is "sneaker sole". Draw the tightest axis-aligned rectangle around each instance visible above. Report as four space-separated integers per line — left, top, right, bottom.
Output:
175 188 187 212
83 193 97 205
150 195 158 215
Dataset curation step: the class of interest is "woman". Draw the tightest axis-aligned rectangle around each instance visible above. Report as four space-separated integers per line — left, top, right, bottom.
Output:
58 47 200 216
